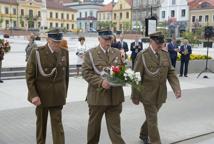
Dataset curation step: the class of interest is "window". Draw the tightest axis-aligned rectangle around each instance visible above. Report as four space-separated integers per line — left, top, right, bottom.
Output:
192 16 195 22
56 23 58 27
72 24 74 29
103 13 105 20
114 13 116 20
21 9 24 15
13 21 16 27
171 10 175 17
120 4 122 9
85 12 87 18
38 11 41 17
67 24 69 30
67 14 69 20
199 16 202 22
13 8 16 15
205 15 209 22
90 11 93 17
126 12 129 19
213 15 214 21
38 22 41 27
80 12 82 18
162 11 165 18
61 23 64 28
50 22 53 28
72 14 74 20
172 0 176 5
56 13 58 19
5 20 9 28
61 13 64 19
29 10 33 17
5 7 9 14
181 9 185 17
50 12 53 18
120 12 122 19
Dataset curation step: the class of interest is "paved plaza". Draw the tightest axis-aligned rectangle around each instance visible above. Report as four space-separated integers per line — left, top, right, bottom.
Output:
0 36 214 144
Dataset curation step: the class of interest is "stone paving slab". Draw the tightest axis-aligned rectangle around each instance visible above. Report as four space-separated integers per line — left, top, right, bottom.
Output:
0 87 214 144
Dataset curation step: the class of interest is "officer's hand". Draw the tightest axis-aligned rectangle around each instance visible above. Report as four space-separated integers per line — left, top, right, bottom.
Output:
132 98 140 105
102 80 111 89
175 90 181 99
32 96 41 106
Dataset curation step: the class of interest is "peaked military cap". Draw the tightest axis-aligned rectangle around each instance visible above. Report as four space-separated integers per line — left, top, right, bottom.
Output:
149 31 165 44
97 28 113 39
47 28 63 41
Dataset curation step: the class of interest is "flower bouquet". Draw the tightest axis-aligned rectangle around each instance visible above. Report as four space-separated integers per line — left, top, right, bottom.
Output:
0 39 11 53
183 49 188 55
101 64 143 91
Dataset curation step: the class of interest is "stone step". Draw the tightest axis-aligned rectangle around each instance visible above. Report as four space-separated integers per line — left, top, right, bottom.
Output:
1 65 81 80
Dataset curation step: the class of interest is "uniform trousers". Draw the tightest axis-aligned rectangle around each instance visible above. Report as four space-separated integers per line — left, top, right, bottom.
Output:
140 102 162 144
36 105 64 144
87 104 125 144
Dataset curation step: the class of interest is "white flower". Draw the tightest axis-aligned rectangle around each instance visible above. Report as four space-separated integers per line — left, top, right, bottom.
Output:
135 72 141 81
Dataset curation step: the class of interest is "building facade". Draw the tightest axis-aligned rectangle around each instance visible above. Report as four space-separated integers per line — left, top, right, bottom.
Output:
64 1 103 32
0 0 77 30
159 0 189 37
189 0 214 32
97 2 113 30
112 0 132 32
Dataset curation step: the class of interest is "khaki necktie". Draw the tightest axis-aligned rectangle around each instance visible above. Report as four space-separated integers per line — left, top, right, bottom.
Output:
105 50 109 61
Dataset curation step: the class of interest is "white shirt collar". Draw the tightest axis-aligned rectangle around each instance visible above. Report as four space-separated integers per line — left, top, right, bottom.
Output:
48 43 54 53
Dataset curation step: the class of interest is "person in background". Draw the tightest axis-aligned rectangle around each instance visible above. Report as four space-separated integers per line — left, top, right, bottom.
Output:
0 41 4 83
25 34 37 61
117 34 129 59
130 34 143 69
60 39 68 49
82 29 126 144
179 39 192 77
111 34 118 48
76 36 87 76
167 37 179 67
131 32 181 144
26 28 69 144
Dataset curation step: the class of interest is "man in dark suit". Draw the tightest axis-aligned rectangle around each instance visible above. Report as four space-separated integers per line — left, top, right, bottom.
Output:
167 38 179 67
179 39 192 77
26 28 69 144
130 35 143 69
117 34 129 58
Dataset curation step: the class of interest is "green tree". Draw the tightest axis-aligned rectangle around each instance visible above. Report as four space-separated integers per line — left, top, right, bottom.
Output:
0 16 3 28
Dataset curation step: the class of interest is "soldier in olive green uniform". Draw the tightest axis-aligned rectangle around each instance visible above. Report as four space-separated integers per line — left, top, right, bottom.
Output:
26 29 69 144
131 32 181 144
82 29 126 144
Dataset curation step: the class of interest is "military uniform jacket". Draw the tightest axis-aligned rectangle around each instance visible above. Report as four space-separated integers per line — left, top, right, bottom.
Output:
26 44 69 107
82 46 124 106
131 47 181 104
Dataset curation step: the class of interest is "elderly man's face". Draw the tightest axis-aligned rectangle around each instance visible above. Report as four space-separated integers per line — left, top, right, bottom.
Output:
48 38 61 49
150 39 163 51
98 37 112 49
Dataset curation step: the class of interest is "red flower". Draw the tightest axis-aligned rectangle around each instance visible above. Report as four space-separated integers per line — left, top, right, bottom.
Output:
112 66 120 74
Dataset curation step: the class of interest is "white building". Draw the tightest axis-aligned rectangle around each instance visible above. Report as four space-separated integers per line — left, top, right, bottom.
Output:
64 2 103 32
159 0 189 37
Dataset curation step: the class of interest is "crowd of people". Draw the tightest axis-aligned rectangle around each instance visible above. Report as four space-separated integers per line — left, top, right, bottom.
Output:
23 28 193 144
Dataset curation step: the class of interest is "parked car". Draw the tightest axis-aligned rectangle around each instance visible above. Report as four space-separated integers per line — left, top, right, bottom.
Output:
88 28 96 33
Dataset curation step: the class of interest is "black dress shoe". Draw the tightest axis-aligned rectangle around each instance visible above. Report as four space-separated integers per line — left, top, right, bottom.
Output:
0 80 3 83
139 135 150 144
179 75 182 77
184 75 188 77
